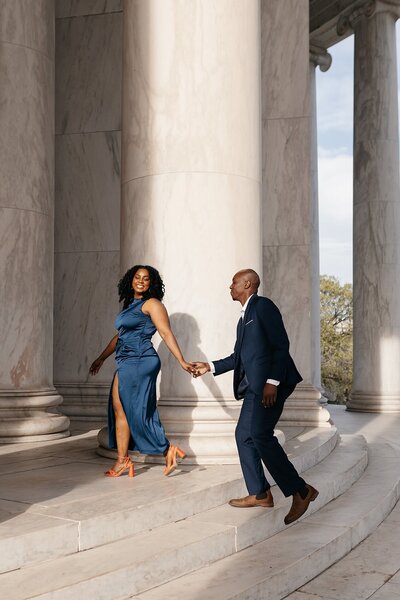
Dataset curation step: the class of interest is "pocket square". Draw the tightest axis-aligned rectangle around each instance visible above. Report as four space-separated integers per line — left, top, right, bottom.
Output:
245 319 254 325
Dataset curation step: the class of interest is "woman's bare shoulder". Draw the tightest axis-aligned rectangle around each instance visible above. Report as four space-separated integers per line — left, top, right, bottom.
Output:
142 297 164 314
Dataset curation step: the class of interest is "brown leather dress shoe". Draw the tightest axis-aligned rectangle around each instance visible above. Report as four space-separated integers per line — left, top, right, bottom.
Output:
229 490 274 508
284 484 319 525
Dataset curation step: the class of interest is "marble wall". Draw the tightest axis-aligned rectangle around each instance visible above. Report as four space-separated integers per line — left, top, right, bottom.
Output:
261 0 317 384
261 0 328 425
56 1 122 19
54 0 122 421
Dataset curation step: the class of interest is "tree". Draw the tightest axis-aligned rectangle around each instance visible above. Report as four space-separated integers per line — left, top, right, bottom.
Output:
320 275 353 403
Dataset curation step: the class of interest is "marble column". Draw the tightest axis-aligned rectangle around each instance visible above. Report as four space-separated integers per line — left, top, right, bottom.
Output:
261 0 330 426
98 0 262 463
309 45 332 398
346 1 400 412
0 1 70 442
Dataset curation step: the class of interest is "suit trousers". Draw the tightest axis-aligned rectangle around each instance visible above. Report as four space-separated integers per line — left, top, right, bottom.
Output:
235 384 306 497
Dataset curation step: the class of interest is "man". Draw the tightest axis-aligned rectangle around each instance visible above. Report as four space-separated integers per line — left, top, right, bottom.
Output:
192 269 318 525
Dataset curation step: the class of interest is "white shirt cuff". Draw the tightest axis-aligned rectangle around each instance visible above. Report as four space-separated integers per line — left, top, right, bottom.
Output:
209 362 278 384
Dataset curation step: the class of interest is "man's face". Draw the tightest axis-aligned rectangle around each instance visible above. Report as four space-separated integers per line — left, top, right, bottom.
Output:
229 272 247 302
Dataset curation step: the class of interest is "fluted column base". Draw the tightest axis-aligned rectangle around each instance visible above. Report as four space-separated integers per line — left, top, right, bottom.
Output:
279 383 331 427
97 397 286 465
56 383 108 427
347 392 400 413
0 389 70 443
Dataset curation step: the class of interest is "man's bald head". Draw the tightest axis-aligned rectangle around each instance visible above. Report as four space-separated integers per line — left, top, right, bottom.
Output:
236 269 260 292
230 269 260 304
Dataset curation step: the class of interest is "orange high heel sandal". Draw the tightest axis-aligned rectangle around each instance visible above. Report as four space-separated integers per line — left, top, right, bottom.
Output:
164 445 186 476
105 456 134 478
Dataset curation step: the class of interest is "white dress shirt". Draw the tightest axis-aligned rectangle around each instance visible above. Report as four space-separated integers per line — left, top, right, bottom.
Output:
209 294 280 386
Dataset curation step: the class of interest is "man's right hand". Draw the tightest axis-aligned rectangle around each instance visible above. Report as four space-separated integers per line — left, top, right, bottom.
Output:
190 362 210 378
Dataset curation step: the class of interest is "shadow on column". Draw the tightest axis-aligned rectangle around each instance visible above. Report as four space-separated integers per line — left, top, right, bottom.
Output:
158 313 240 464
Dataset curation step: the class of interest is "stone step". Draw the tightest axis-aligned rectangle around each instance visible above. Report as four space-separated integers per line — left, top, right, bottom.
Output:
184 434 368 553
285 493 400 600
0 434 365 599
0 426 337 574
0 462 243 576
131 442 400 600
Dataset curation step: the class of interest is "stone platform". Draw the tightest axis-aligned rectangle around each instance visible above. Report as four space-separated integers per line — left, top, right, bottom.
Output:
0 407 399 599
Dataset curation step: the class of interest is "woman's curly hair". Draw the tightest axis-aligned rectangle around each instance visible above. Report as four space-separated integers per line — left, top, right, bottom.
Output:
118 265 165 309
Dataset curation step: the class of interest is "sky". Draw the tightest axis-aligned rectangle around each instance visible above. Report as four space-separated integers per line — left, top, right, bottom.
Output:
316 23 400 284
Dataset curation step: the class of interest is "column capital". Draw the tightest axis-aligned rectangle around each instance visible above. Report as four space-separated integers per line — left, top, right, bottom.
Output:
337 0 400 36
310 44 332 72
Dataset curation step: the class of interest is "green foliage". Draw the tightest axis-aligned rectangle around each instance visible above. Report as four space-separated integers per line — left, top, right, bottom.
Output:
320 275 353 404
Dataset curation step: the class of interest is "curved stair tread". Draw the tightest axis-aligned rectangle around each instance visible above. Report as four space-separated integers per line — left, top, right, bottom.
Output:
183 433 368 552
0 435 368 600
0 427 338 575
132 442 400 600
285 489 400 600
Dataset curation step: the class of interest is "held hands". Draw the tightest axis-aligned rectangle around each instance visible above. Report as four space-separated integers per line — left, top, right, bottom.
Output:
180 361 210 377
190 362 210 378
89 358 104 376
180 360 197 374
262 382 277 408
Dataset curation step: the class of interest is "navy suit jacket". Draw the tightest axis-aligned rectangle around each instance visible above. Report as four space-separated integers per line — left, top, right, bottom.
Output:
213 294 302 399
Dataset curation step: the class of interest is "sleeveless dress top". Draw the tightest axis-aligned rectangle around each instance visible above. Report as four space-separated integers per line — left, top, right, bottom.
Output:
108 298 169 454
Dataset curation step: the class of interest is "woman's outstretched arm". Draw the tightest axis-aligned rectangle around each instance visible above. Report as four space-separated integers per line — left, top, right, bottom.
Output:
143 299 193 373
89 334 118 375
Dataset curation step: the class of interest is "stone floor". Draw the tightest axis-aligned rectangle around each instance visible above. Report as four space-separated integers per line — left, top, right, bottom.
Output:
285 405 400 600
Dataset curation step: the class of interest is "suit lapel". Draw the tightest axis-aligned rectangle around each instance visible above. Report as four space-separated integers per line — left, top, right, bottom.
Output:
237 316 245 346
243 294 257 324
236 294 257 352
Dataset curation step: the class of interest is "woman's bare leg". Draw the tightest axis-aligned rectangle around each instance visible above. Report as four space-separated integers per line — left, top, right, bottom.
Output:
111 372 131 470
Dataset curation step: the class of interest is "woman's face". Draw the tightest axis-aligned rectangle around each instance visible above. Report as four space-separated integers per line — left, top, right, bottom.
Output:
132 268 151 298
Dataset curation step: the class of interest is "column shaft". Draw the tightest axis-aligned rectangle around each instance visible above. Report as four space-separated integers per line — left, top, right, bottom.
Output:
309 58 322 392
309 46 332 395
350 7 400 412
0 1 69 441
98 0 262 463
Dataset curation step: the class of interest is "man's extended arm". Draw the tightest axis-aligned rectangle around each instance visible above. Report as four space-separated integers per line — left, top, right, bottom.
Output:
191 353 235 378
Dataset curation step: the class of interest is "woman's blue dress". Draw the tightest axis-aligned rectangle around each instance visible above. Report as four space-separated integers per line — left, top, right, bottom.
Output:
108 298 169 454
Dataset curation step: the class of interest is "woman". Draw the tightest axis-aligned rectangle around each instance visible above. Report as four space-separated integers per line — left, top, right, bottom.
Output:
89 265 191 477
